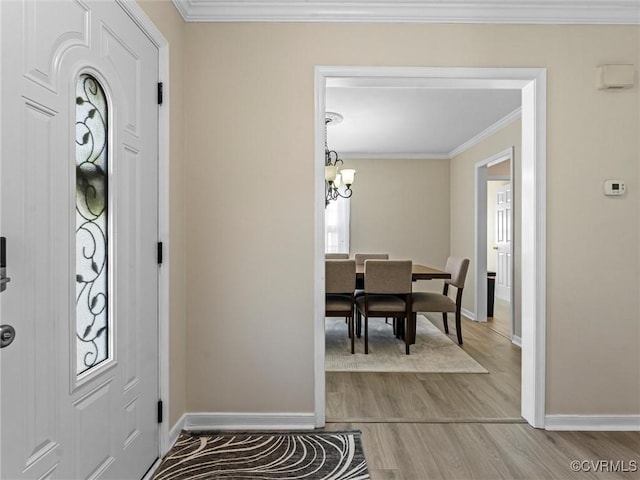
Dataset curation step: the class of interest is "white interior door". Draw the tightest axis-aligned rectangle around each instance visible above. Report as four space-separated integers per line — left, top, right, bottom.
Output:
495 183 512 301
0 1 160 479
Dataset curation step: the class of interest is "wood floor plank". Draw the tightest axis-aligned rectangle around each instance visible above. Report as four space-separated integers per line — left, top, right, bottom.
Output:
325 423 640 480
324 316 640 480
487 298 512 339
326 316 521 422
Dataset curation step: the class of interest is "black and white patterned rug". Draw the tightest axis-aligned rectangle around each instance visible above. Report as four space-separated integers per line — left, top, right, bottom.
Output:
152 430 370 480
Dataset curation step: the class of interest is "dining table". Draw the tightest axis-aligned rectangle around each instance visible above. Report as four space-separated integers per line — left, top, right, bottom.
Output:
355 263 451 282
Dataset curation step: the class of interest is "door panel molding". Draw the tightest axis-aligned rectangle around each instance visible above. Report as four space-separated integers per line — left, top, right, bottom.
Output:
0 1 171 477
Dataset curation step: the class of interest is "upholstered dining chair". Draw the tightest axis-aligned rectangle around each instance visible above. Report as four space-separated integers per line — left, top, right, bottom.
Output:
353 253 391 326
411 257 470 345
354 253 389 264
355 260 413 355
325 259 357 354
325 253 349 259
354 253 389 291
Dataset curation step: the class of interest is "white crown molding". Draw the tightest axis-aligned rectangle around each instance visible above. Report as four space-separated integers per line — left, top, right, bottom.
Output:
449 107 522 158
171 0 640 24
341 152 450 160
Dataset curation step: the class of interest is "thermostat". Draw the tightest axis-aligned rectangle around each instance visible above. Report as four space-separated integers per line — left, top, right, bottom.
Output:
604 180 626 196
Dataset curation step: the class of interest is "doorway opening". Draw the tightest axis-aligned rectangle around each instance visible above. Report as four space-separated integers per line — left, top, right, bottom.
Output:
314 66 546 429
475 147 517 345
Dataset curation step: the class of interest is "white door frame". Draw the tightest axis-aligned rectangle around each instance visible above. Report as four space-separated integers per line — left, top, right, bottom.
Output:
314 66 546 428
112 1 171 459
475 147 516 343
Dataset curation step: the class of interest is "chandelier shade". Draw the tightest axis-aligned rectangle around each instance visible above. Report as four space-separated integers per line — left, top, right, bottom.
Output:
324 112 355 207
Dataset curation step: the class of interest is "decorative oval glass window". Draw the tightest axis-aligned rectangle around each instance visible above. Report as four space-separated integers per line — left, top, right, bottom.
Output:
75 74 109 376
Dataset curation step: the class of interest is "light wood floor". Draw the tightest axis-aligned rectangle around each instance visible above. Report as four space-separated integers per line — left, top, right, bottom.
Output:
325 316 640 479
487 298 512 339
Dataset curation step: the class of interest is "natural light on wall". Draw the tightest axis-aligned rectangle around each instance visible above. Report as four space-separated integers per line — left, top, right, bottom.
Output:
325 196 350 254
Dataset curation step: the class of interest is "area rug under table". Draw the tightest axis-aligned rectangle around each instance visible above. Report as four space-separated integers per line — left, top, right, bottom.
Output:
326 314 488 373
152 430 370 480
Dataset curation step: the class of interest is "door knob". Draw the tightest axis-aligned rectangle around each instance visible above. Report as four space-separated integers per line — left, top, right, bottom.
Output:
0 325 16 348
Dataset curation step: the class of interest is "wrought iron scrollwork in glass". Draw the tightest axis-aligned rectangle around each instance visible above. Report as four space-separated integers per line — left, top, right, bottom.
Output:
75 74 109 375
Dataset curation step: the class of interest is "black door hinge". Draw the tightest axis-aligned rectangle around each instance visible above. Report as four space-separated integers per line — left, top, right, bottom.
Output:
157 242 163 265
157 400 163 424
157 82 163 105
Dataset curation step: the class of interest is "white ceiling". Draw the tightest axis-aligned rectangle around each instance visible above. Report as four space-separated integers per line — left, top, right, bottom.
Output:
326 87 521 159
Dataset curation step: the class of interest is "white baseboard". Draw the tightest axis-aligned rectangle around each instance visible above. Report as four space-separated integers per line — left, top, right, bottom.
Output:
512 335 522 347
545 415 640 431
183 412 317 431
168 413 187 448
461 308 476 321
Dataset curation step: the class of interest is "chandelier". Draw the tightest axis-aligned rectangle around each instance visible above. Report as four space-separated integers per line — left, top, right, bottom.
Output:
324 112 355 207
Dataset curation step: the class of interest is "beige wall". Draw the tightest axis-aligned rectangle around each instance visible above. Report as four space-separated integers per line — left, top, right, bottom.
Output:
488 159 512 177
451 120 522 339
136 0 187 427
348 158 450 293
136 6 639 423
182 23 638 417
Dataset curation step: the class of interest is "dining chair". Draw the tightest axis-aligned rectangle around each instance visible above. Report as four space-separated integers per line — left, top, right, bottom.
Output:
411 256 470 345
355 260 413 355
325 253 349 259
353 253 391 327
354 253 389 265
354 253 389 290
325 259 357 354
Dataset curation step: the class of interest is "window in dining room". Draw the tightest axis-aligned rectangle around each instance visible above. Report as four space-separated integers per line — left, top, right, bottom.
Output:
325 196 350 254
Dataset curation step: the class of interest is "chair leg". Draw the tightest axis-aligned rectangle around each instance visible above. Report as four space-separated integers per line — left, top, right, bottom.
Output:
410 313 417 344
404 317 410 355
356 310 362 338
395 317 405 339
442 312 449 334
364 316 369 354
349 315 355 354
455 310 463 345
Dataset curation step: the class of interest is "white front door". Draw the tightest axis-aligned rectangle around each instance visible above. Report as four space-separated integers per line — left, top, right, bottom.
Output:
495 183 512 301
0 1 160 479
